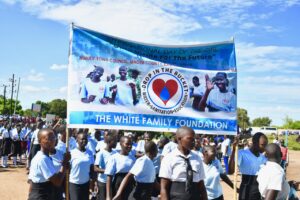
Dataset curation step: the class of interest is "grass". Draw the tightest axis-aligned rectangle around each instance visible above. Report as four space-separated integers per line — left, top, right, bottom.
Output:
267 135 300 151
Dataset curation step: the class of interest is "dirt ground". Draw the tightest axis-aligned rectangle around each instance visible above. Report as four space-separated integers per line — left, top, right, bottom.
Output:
0 151 299 200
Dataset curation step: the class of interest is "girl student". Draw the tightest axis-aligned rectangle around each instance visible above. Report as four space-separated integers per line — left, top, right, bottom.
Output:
202 145 234 200
94 132 118 200
105 136 136 200
28 128 70 200
112 141 159 200
159 126 208 200
69 131 96 200
228 132 268 200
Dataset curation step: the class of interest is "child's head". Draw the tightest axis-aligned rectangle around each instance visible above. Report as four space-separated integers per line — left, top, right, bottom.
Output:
38 128 56 152
76 132 88 150
158 136 169 149
144 132 153 142
120 136 132 155
144 141 158 160
265 143 282 164
252 132 268 153
194 134 202 150
202 145 216 163
119 66 128 78
176 126 195 151
106 133 118 149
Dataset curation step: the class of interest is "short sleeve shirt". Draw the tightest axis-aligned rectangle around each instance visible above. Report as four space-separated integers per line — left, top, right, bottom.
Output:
114 79 134 106
207 88 236 112
28 151 56 183
104 153 136 176
130 155 156 183
238 149 267 175
94 149 116 183
161 141 177 157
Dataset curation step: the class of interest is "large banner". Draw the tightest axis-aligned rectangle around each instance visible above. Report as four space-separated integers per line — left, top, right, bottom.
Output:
68 25 237 135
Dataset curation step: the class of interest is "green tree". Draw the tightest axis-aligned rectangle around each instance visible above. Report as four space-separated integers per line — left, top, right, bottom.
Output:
35 100 50 117
237 108 250 131
0 96 22 115
252 117 272 127
48 99 67 118
23 109 39 117
282 116 294 129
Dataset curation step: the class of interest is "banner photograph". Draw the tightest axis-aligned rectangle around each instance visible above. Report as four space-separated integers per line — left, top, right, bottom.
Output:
68 25 237 134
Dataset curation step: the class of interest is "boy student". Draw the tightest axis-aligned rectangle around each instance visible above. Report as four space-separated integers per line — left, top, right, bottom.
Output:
229 132 268 200
28 128 70 200
202 145 234 200
135 132 153 158
257 143 290 200
11 123 22 166
112 66 137 106
159 126 208 200
105 136 136 200
112 141 158 200
199 73 236 112
80 65 109 104
94 133 118 200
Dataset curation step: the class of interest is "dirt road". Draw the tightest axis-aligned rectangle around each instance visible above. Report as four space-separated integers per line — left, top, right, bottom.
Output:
0 151 299 200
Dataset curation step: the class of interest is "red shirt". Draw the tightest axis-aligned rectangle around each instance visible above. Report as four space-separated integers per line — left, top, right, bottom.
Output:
280 146 288 161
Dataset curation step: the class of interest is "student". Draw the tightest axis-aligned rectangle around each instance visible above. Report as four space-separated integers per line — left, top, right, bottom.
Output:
95 130 109 152
94 133 117 200
202 145 234 200
28 128 70 200
55 126 77 153
111 66 137 106
29 122 44 166
221 135 231 174
113 141 158 200
279 139 289 170
257 143 290 200
161 133 177 159
105 136 136 200
229 132 268 200
80 65 109 104
69 132 96 200
159 126 208 200
1 123 11 168
199 73 236 112
11 124 22 166
135 132 153 158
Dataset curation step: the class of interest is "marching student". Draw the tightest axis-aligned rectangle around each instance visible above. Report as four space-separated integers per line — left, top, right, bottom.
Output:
69 131 96 200
112 141 158 200
161 133 177 160
94 133 118 200
159 126 208 200
28 128 70 200
257 143 290 200
29 122 44 166
202 145 234 200
55 126 77 153
1 123 11 168
135 132 153 158
11 124 22 166
229 132 268 200
105 136 136 200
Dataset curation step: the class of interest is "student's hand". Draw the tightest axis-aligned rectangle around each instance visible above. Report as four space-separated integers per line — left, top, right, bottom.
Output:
62 151 71 166
88 95 96 102
89 180 95 193
232 136 240 149
129 82 136 89
100 98 109 104
205 74 214 91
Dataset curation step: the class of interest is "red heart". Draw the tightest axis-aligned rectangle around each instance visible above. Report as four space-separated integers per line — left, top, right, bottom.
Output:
152 79 178 105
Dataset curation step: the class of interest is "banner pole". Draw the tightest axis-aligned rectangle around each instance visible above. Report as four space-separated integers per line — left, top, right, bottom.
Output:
65 126 70 200
233 142 238 200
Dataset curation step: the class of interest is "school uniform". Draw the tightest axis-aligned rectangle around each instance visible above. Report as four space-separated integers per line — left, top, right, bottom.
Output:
95 140 106 152
1 128 11 167
94 149 116 200
105 153 136 199
69 148 94 200
20 127 30 154
28 151 56 200
237 149 267 200
257 161 290 200
128 155 156 200
221 138 231 174
86 136 98 156
161 141 177 157
11 128 22 165
159 148 206 200
30 129 41 161
203 159 224 200
135 140 146 153
49 148 65 200
55 138 77 154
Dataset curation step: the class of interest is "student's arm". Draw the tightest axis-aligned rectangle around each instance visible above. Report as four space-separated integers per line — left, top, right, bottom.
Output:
94 165 105 173
198 75 213 111
228 137 239 175
198 180 208 200
264 190 279 200
160 178 171 200
89 164 97 193
220 173 234 189
112 173 134 200
129 82 137 105
106 175 113 200
49 151 70 187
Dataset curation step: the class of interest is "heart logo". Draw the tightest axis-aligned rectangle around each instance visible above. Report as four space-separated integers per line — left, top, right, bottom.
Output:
152 79 178 105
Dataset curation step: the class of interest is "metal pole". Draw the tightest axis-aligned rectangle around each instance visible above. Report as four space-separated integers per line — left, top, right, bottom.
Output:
65 127 70 200
233 146 238 200
9 74 15 122
13 77 20 115
1 84 7 115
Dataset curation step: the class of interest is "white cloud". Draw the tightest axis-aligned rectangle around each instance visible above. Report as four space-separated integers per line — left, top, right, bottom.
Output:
50 64 68 70
26 69 45 81
22 84 49 93
59 86 67 93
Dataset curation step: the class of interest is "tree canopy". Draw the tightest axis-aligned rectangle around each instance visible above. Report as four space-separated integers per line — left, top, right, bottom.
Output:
252 117 272 127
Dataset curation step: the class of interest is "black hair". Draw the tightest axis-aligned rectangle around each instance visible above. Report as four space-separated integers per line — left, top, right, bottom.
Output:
192 76 199 81
252 132 267 145
144 141 157 154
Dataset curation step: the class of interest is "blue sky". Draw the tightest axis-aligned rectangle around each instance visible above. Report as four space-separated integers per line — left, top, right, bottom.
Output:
0 0 300 126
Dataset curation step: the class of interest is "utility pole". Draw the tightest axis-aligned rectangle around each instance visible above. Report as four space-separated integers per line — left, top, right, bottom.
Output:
1 84 8 115
13 77 20 115
9 74 16 118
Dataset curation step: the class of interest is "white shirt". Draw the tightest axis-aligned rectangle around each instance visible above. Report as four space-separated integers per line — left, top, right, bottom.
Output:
159 148 205 182
2 129 11 139
135 140 146 153
28 151 56 183
50 149 64 173
207 88 236 112
257 161 290 200
161 141 177 157
69 148 94 184
203 159 224 199
238 149 267 175
80 78 108 104
192 85 205 96
130 155 156 183
55 138 77 153
104 153 136 175
114 79 134 106
11 128 21 141
31 129 40 145
95 140 106 152
94 149 116 183
221 138 231 156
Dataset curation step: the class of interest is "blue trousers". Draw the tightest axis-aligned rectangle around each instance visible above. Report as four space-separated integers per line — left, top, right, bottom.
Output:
223 156 229 174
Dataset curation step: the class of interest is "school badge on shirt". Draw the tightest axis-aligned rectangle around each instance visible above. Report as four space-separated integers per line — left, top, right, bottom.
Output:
141 67 189 114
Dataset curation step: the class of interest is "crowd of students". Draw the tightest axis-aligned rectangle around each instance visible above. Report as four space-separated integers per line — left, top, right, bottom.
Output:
0 119 298 200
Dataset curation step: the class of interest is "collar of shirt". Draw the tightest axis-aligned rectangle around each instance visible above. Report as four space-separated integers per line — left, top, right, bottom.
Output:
173 147 192 159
